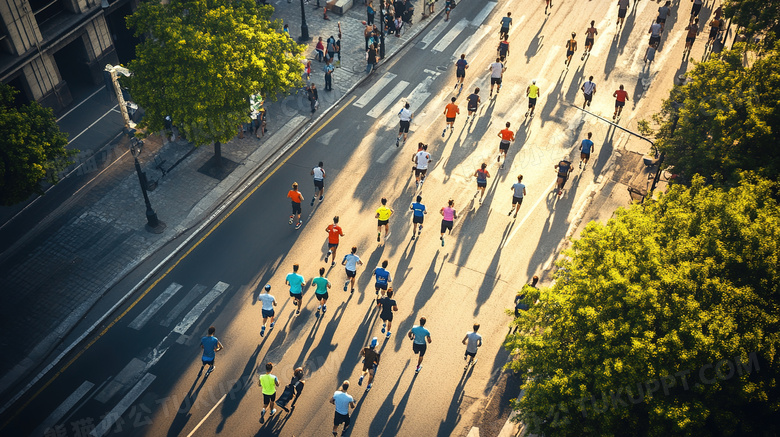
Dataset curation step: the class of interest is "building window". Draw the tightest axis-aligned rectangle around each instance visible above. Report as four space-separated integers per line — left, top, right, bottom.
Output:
30 0 65 28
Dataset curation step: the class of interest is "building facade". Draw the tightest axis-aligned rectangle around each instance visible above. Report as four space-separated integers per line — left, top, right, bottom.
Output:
0 0 138 112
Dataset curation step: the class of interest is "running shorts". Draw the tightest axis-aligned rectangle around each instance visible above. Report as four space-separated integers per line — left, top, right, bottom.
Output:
345 268 356 278
378 219 389 226
528 97 537 108
709 27 718 39
585 37 594 46
657 17 666 24
566 50 574 58
558 174 569 186
500 26 509 35
290 291 302 299
202 357 214 366
456 70 466 78
650 35 660 45
686 36 695 44
381 312 394 322
413 215 424 224
468 106 478 112
362 362 378 372
262 308 275 318
314 179 324 189
615 100 625 108
328 242 339 249
316 292 329 301
499 140 510 151
441 220 453 233
399 120 410 133
618 7 627 18
446 117 456 123
691 3 702 15
334 412 351 427
413 342 427 356
465 350 477 358
581 152 591 160
477 180 487 188
512 196 524 205
584 92 593 102
415 168 428 178
491 77 502 85
291 201 302 214
263 393 277 404
375 282 388 290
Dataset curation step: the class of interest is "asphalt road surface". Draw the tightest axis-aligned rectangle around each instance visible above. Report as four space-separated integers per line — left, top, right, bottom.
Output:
2 0 702 434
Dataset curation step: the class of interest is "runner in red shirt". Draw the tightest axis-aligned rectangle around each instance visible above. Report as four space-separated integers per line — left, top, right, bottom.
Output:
497 122 515 168
612 84 629 120
325 216 345 266
442 97 460 137
287 182 304 229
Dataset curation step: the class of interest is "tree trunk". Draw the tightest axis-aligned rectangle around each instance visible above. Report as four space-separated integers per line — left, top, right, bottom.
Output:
214 141 222 167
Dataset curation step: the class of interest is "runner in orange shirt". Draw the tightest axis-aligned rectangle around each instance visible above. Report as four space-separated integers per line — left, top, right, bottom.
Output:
442 97 460 137
287 182 304 229
325 216 345 266
497 122 515 168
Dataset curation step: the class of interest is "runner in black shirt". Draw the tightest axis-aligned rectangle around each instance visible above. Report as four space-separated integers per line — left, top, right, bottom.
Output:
465 88 481 122
377 288 398 337
358 337 381 391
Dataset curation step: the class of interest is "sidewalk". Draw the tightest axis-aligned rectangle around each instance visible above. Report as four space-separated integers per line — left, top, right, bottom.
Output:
0 0 438 400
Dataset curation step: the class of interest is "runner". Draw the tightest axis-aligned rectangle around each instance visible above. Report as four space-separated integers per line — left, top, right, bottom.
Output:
565 32 577 68
497 36 510 62
612 84 629 120
258 284 277 337
375 197 394 242
554 158 573 196
583 21 597 59
358 337 381 391
310 162 325 206
312 267 331 314
331 381 356 436
408 317 432 373
440 199 458 246
649 20 662 47
690 0 702 19
410 195 427 240
200 326 223 376
414 144 432 188
465 88 481 121
499 12 512 39
509 174 526 218
397 102 413 147
411 142 424 174
581 75 596 108
287 182 304 230
455 54 469 91
325 216 345 266
342 246 363 293
707 16 721 46
258 362 280 420
684 18 699 57
488 58 505 98
474 163 491 203
657 1 672 32
579 132 595 169
377 288 398 337
286 264 306 315
276 367 305 412
525 80 540 117
462 323 483 370
617 0 629 27
373 260 392 297
545 0 552 15
442 97 460 137
645 41 658 66
497 122 515 168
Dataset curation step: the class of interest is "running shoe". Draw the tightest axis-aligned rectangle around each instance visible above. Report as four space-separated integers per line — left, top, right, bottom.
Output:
382 324 386 333
419 224 423 232
359 375 364 386
442 128 446 137
514 212 517 218
415 365 422 374
271 409 276 415
579 160 582 169
411 235 415 240
344 282 349 292
296 309 300 315
331 261 336 266
320 195 324 202
288 216 294 225
310 197 315 206
441 237 445 246
396 137 400 147
386 331 392 338
366 383 372 391
323 305 327 312
377 233 381 242
270 322 275 329
206 366 215 375
295 221 302 230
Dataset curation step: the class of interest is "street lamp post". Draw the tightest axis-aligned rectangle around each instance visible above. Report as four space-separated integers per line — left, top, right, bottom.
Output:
299 0 310 41
104 64 134 130
130 137 165 233
379 3 386 58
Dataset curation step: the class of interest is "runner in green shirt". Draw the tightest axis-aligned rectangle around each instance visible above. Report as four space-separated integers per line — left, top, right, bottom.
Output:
312 267 332 314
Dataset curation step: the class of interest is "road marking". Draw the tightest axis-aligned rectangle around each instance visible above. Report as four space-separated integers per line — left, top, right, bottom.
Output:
185 393 227 437
366 81 410 118
128 283 183 330
420 18 451 49
376 147 397 164
502 179 557 248
94 358 146 404
452 25 492 59
89 373 156 437
56 86 107 122
31 381 94 437
470 2 497 27
432 19 469 53
67 105 119 145
376 76 435 130
353 73 397 108
161 284 207 327
173 282 230 335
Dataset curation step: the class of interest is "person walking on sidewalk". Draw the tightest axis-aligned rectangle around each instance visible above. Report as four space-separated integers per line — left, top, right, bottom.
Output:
286 264 306 315
474 163 491 204
258 284 277 337
287 182 304 229
499 12 512 40
579 132 595 169
612 84 629 120
376 197 394 242
366 44 378 74
509 175 526 218
313 267 331 314
497 122 515 168
358 337 381 391
200 326 223 376
342 246 363 293
307 83 319 114
367 1 375 25
377 288 398 337
442 97 460 137
325 216 344 266
331 381 356 436
324 58 334 91
455 54 469 91
258 362 280 420
408 317 432 374
311 161 326 205
462 323 483 370
414 144 432 188
397 102 413 147
581 76 596 108
440 199 458 246
373 260 392 297
410 195 427 240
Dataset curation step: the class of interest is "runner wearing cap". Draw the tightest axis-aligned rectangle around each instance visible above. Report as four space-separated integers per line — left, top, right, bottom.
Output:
358 337 381 391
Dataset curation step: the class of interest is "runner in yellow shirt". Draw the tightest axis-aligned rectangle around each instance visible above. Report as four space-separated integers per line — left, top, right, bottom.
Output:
525 80 540 117
375 197 395 243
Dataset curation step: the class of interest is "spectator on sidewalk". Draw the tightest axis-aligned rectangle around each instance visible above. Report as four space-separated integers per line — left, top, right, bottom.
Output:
425 0 434 17
364 23 373 50
324 58 334 91
366 44 378 74
334 37 341 66
304 60 312 81
367 1 375 25
394 16 403 36
315 37 325 62
307 84 319 113
326 35 336 61
403 0 414 25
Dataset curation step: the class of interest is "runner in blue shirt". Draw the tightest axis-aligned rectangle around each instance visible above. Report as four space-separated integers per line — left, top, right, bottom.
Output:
409 195 427 240
285 264 306 315
200 326 223 376
408 317 432 374
454 54 469 92
579 132 595 169
373 260 392 298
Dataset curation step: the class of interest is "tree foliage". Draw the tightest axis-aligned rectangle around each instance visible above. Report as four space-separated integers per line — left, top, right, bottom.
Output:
126 0 304 147
505 175 780 437
724 0 780 39
647 44 780 186
0 83 72 205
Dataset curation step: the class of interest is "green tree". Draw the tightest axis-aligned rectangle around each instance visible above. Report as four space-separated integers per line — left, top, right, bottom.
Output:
724 0 780 40
0 83 72 205
126 0 304 162
645 45 780 186
505 174 780 437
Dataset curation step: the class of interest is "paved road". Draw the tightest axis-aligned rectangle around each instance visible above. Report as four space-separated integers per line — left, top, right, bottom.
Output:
1 0 713 434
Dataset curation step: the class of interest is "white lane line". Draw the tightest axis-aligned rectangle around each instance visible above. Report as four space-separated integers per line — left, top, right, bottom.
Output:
31 381 94 437
67 105 119 145
185 393 227 437
94 358 146 404
470 2 497 27
432 19 469 53
501 179 557 248
161 284 207 327
128 283 183 330
452 25 492 59
366 81 410 118
420 18 451 49
377 76 435 130
89 373 156 437
56 86 106 122
353 73 397 108
173 282 230 335
376 147 397 164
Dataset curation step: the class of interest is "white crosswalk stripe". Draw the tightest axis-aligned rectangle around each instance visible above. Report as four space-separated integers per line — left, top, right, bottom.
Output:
128 282 182 330
353 73 397 108
419 18 451 49
470 2 497 27
432 19 469 53
89 374 156 437
32 381 94 437
173 281 229 335
453 25 492 59
366 81 410 118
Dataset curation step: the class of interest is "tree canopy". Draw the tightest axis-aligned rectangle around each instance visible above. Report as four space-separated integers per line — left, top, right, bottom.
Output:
0 83 72 205
645 44 780 187
505 175 780 437
724 0 780 40
126 0 304 147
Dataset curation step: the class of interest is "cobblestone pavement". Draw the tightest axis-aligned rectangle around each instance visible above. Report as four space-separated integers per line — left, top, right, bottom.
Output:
0 0 438 397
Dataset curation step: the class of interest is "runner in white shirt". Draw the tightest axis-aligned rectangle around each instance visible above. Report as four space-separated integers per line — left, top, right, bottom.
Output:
414 144 432 188
258 284 277 337
331 381 356 435
396 103 413 147
462 323 483 370
581 76 596 108
342 246 363 293
487 58 505 98
310 162 325 206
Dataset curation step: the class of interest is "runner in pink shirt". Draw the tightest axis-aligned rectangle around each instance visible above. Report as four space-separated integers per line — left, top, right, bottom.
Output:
439 199 458 246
